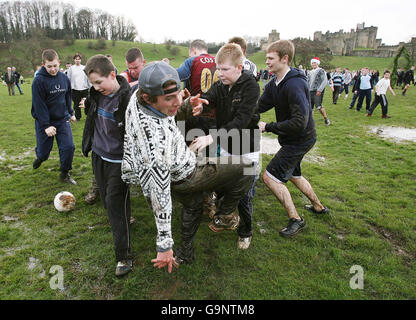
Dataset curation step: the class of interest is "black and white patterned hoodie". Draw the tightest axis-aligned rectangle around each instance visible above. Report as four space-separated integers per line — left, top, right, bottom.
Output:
121 92 196 252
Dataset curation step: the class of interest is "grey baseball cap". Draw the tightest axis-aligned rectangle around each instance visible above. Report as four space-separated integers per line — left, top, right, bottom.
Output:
138 61 181 95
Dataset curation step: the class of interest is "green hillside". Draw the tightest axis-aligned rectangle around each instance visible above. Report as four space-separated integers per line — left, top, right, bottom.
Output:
0 40 190 75
2 38 409 76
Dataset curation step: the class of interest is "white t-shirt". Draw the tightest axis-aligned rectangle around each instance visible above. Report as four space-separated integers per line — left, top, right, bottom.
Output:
67 64 90 90
376 78 390 95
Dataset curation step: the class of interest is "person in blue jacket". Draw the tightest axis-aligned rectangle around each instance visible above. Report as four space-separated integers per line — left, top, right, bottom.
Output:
258 40 328 238
31 49 77 185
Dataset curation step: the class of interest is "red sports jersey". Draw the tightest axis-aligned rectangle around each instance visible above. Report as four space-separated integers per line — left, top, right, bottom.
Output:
190 54 218 96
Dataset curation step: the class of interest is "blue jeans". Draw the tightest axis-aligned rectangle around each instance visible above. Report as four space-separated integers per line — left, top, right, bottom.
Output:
15 82 23 94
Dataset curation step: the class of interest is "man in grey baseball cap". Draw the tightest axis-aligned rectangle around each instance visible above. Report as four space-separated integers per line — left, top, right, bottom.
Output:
122 61 252 273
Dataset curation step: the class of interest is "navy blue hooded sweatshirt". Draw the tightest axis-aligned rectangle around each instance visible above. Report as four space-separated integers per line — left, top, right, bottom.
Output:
258 67 316 145
31 67 73 130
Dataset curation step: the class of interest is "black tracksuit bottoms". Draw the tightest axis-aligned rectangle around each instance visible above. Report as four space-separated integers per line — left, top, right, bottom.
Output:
92 152 131 262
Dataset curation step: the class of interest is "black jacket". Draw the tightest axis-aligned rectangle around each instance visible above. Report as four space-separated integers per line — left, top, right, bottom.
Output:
201 70 260 155
258 67 316 145
403 69 414 84
82 75 131 157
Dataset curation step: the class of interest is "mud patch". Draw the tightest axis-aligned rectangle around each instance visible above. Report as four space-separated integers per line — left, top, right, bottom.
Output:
368 222 414 262
370 126 416 143
256 221 268 234
261 136 326 165
261 136 281 155
3 216 19 222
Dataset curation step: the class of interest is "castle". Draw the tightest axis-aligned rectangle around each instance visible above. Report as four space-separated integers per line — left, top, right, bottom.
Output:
262 23 415 59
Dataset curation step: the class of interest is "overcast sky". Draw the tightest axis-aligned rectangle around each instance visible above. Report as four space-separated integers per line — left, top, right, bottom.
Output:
69 0 415 45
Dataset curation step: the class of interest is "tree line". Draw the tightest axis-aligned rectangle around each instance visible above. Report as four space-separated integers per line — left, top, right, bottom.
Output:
0 0 138 43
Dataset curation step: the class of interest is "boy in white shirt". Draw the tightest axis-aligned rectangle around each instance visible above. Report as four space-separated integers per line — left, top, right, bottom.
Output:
367 70 396 118
67 53 90 120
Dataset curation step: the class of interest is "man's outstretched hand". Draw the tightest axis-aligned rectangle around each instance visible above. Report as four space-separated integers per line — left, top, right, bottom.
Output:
151 249 178 273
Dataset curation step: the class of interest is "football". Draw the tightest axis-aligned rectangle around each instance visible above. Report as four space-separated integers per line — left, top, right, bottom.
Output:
54 191 76 212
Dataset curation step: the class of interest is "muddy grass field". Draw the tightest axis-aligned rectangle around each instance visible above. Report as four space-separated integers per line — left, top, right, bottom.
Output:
0 77 415 300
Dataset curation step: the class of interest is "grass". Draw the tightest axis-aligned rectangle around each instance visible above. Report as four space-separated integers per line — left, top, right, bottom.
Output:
0 54 415 300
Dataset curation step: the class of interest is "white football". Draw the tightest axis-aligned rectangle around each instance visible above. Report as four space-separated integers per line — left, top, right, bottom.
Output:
54 191 76 212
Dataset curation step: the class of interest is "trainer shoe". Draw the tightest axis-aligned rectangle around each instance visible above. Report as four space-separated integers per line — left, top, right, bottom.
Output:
115 259 132 277
237 236 252 250
279 217 306 238
203 192 217 217
304 204 330 214
382 114 391 118
366 113 372 117
60 172 77 185
174 244 195 265
324 118 330 125
33 158 43 169
208 214 240 233
84 186 99 204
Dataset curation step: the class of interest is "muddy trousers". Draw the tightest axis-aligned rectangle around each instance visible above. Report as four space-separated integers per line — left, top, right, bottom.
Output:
92 152 131 262
172 156 253 260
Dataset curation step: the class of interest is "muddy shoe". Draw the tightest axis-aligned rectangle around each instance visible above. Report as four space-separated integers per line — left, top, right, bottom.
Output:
209 214 240 233
174 244 195 265
84 187 99 205
33 158 43 170
237 236 252 250
115 259 132 277
60 172 77 185
304 204 329 214
279 218 306 237
203 193 217 216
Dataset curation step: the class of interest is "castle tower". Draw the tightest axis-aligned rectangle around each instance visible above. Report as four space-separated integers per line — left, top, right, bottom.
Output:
268 30 280 43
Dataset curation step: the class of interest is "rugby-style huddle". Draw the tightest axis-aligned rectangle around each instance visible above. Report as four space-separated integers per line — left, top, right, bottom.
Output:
31 38 329 277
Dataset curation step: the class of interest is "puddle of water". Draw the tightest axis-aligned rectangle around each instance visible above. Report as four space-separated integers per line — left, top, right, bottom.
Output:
370 126 416 143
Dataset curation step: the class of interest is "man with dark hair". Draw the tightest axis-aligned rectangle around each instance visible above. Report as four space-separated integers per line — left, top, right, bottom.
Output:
82 54 133 276
122 61 252 271
120 48 146 89
66 53 90 120
258 40 328 238
12 67 23 95
228 36 258 78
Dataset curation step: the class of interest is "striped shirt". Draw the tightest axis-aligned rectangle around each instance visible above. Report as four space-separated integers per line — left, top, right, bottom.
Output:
331 72 344 87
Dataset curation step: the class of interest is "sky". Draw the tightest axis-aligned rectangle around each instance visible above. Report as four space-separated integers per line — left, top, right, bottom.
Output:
68 0 415 45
